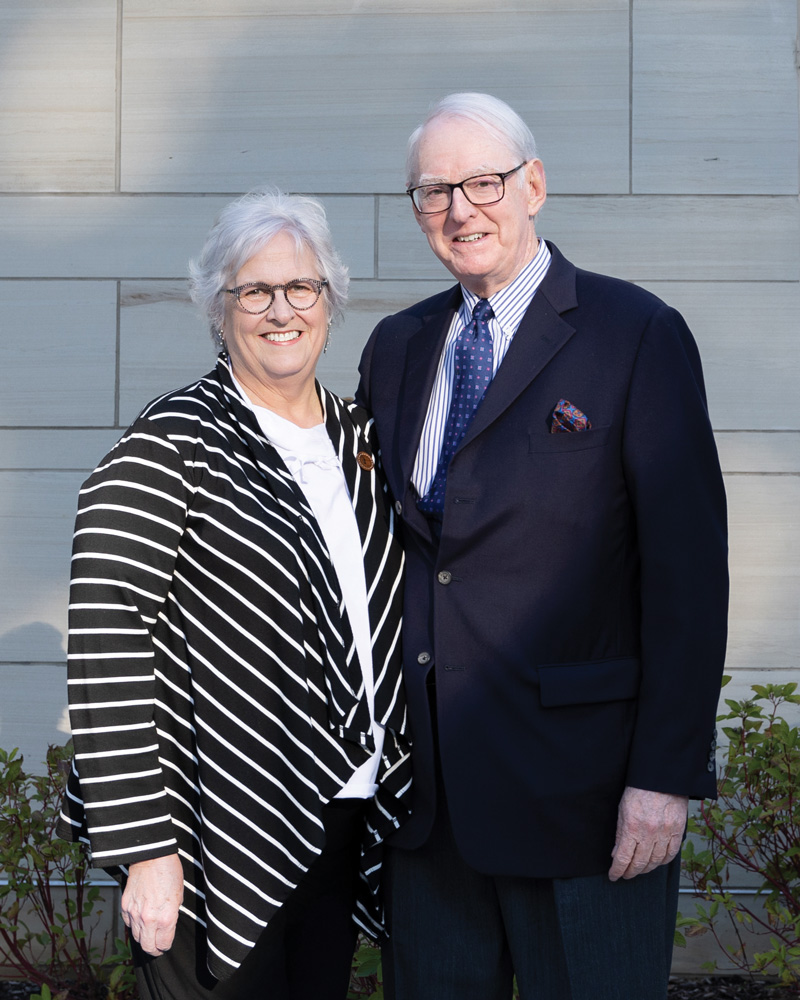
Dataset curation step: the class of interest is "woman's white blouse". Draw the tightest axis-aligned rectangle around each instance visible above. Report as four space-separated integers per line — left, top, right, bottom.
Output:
249 402 385 798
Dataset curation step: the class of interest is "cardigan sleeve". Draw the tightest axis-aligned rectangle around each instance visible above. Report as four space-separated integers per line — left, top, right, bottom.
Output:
65 418 192 866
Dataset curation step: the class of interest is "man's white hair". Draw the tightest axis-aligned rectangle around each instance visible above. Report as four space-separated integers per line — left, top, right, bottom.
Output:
406 92 538 188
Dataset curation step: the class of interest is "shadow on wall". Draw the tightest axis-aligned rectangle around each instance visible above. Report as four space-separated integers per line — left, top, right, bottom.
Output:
0 622 66 664
0 623 70 772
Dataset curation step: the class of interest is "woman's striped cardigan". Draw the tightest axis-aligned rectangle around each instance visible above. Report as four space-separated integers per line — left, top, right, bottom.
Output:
57 356 411 979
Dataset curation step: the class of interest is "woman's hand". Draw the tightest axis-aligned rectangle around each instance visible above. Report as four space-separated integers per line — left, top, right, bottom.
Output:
121 854 184 956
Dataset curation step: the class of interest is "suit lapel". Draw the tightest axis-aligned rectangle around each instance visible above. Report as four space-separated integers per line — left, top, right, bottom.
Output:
396 288 461 489
459 242 578 450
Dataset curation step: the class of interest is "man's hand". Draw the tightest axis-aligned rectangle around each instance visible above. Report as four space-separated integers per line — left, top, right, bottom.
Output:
608 786 688 881
121 854 184 955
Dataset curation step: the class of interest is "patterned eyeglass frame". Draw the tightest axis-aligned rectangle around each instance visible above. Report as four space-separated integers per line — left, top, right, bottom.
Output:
225 278 328 314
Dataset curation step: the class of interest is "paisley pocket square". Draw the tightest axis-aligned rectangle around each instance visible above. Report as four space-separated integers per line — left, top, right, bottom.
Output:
550 398 592 433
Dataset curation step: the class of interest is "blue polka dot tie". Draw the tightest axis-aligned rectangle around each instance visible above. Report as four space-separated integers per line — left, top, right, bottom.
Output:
418 298 494 517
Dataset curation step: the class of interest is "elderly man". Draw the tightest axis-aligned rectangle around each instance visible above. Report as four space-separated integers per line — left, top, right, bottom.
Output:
356 93 728 1000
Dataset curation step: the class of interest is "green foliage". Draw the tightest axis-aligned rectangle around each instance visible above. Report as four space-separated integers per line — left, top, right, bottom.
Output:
0 743 137 1000
680 681 800 991
348 937 383 998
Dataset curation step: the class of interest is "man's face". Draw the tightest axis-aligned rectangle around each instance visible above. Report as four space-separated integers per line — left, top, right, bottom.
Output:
410 118 546 299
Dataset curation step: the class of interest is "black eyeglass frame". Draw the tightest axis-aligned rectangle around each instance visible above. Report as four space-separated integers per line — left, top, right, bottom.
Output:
224 278 328 314
406 161 528 214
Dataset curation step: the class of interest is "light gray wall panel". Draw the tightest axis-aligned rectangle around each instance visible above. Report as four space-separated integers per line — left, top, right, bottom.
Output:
0 471 83 662
0 665 69 768
378 195 800 282
638 282 800 430
119 282 219 426
716 432 800 474
0 282 117 427
0 196 375 279
524 198 800 281
0 430 122 470
0 1 117 192
120 2 629 195
0 197 225 278
129 0 627 10
633 0 799 194
724 476 799 671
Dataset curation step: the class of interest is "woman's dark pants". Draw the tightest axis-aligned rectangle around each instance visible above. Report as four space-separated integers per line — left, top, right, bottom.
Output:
133 798 364 1000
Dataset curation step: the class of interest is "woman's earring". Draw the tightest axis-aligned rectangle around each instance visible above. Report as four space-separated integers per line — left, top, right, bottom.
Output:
216 325 225 349
323 322 332 355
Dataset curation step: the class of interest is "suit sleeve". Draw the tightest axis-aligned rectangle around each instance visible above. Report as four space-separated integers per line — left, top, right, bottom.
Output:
64 419 191 865
622 304 728 798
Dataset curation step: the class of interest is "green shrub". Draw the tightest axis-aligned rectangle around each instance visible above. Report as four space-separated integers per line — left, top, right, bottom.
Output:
348 937 383 998
0 743 136 1000
680 681 800 990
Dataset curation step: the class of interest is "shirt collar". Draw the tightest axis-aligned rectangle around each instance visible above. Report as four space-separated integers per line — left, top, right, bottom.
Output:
460 238 552 338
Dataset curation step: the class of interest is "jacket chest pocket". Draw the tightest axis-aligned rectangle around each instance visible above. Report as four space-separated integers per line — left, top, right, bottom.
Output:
529 425 611 454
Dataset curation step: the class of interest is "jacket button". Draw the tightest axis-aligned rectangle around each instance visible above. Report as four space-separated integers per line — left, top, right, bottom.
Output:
437 570 452 585
707 762 715 772
395 500 403 516
417 652 431 665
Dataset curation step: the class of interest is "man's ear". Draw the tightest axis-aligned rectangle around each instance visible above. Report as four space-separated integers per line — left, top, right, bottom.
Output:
526 159 547 218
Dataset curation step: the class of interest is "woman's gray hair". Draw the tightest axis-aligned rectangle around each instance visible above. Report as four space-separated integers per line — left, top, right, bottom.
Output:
188 187 349 342
406 92 538 188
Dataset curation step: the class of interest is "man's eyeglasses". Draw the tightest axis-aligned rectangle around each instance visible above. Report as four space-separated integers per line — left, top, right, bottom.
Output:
225 278 328 314
407 162 528 215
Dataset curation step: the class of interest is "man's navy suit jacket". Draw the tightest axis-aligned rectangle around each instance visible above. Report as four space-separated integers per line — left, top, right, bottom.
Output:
356 242 728 879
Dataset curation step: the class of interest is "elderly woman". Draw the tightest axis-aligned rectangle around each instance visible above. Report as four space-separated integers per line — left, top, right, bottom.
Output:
58 189 410 1000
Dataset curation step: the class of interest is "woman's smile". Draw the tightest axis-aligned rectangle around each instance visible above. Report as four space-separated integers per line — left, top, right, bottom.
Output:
261 328 304 344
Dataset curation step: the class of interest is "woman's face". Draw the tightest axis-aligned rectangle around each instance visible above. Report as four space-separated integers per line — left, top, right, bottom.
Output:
222 231 329 405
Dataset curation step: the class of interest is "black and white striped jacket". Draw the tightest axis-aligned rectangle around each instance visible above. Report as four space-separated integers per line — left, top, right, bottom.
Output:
58 356 411 979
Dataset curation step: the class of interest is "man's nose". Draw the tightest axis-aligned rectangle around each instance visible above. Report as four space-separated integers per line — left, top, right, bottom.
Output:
448 186 478 223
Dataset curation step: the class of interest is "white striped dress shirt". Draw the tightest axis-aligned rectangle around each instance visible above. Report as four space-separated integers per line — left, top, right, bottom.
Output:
412 238 552 497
